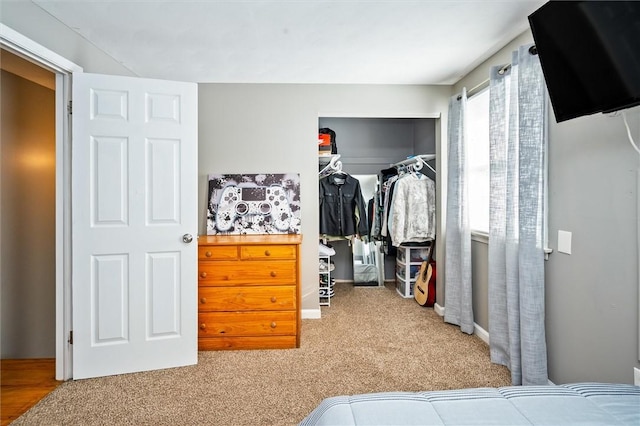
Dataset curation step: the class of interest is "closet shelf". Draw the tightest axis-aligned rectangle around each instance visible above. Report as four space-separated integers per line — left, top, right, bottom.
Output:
319 153 340 164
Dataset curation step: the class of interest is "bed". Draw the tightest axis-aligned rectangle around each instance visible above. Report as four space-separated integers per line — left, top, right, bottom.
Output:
299 383 640 425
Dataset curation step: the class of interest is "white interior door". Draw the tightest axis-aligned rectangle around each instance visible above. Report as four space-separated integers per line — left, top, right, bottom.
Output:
72 72 198 379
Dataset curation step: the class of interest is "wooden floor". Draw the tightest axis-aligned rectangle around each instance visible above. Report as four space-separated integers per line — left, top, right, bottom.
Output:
1 359 60 426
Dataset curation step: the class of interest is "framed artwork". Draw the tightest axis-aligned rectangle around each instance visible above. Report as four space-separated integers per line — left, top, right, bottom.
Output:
207 173 301 235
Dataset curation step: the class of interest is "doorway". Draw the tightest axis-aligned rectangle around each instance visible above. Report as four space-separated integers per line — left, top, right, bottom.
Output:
0 48 59 422
317 116 436 284
0 49 57 360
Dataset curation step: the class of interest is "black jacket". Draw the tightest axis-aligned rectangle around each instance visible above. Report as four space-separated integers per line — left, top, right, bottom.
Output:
319 173 369 237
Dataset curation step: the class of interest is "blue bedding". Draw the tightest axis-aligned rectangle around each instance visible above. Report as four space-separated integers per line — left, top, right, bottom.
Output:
299 383 640 425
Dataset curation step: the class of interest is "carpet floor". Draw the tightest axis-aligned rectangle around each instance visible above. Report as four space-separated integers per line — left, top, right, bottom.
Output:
13 282 510 425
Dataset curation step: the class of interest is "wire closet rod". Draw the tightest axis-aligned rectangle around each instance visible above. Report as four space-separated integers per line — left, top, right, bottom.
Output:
392 154 435 168
391 154 436 174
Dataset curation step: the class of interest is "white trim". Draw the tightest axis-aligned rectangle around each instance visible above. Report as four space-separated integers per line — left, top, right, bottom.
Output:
318 112 441 119
434 303 445 316
54 73 68 381
474 323 490 344
471 231 489 244
472 230 553 259
1 24 81 381
434 304 490 344
0 24 83 74
302 309 322 319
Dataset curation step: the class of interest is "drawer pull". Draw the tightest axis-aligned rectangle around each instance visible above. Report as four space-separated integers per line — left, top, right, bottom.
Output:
265 250 271 256
271 296 277 303
200 297 207 304
270 271 277 277
205 251 212 257
199 323 206 330
270 322 277 329
200 272 207 278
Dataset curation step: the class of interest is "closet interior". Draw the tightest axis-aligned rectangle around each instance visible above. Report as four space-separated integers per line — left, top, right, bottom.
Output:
317 117 437 304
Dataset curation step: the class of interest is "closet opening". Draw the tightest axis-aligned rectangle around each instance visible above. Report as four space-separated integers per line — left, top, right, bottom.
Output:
317 117 437 306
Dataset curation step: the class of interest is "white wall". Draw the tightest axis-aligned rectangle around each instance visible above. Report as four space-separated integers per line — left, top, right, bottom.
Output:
198 84 451 311
0 1 135 77
454 29 640 385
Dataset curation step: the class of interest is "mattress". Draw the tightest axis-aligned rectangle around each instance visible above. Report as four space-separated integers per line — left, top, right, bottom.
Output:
299 383 640 425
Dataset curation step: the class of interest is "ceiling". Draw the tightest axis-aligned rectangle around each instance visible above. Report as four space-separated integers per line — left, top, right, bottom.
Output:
31 0 547 85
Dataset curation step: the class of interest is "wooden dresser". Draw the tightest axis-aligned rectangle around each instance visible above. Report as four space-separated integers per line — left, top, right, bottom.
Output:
197 234 302 350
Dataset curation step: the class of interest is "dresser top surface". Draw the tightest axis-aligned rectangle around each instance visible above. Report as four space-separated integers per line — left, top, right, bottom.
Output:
198 234 302 246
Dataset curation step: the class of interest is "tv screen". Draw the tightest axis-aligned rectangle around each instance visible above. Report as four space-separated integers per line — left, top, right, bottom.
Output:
528 1 640 122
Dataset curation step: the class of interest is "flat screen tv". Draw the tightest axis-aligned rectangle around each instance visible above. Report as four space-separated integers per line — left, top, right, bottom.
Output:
528 1 640 122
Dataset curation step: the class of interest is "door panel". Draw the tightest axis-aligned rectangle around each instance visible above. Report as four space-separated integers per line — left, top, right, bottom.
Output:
93 254 128 344
147 251 181 337
93 136 128 225
72 72 197 379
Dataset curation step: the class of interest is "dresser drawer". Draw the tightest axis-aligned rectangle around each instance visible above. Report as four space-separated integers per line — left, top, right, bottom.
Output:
198 260 297 285
198 311 296 337
198 245 238 260
198 335 297 351
199 286 296 311
240 244 297 260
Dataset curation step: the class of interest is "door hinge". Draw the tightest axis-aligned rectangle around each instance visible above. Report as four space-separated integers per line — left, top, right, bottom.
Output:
67 100 72 115
68 330 73 345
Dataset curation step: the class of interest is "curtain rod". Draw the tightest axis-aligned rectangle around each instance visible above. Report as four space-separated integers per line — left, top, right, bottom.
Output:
467 79 489 98
458 45 538 101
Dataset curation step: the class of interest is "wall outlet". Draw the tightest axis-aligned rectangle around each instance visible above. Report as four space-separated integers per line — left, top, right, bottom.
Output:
635 367 640 386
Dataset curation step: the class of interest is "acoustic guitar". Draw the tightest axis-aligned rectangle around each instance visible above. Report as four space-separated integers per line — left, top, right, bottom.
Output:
414 260 436 307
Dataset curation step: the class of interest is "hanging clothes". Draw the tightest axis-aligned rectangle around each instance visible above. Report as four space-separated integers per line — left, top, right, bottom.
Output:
377 168 399 255
319 173 369 238
388 172 436 247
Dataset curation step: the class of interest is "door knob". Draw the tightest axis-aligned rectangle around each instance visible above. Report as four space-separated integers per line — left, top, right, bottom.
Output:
182 234 193 243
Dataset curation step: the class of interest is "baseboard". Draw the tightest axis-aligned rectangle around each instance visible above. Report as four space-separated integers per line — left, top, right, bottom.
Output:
302 309 322 319
335 279 386 287
434 303 445 316
474 323 490 344
433 303 489 344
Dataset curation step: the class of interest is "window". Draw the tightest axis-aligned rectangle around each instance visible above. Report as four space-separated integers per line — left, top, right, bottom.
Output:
466 87 490 235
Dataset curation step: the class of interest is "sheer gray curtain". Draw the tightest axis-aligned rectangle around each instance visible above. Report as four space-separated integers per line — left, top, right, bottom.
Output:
445 88 474 334
488 44 548 385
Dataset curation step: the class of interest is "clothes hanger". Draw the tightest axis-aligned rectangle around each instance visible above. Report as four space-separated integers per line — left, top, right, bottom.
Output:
330 160 347 176
319 155 341 176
